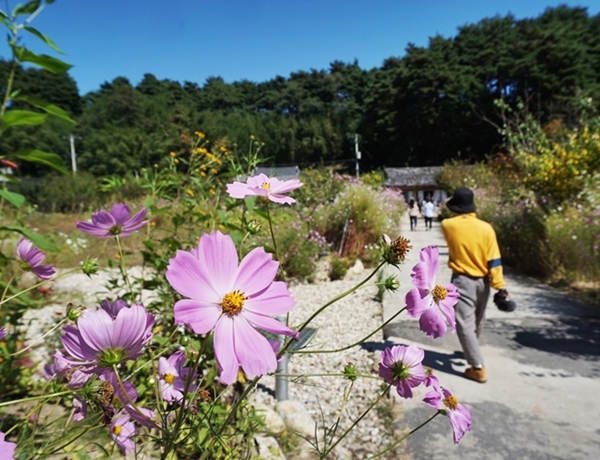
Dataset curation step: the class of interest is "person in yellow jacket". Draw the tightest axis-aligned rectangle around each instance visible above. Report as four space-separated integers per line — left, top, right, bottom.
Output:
441 187 511 383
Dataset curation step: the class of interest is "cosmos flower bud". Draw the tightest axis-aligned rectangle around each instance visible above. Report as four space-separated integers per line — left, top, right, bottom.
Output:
343 362 358 381
247 219 261 235
384 276 400 291
81 257 99 277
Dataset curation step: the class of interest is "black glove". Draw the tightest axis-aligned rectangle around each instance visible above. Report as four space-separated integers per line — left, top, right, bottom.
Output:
493 289 517 312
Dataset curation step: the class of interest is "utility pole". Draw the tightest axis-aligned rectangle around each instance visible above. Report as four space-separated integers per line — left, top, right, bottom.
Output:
69 134 77 175
354 133 361 178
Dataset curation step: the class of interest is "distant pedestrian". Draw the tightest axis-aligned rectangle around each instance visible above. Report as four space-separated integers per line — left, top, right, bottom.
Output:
441 187 513 383
408 198 421 231
423 198 435 230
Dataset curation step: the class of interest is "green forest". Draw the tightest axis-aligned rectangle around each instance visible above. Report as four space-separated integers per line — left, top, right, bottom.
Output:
2 5 600 177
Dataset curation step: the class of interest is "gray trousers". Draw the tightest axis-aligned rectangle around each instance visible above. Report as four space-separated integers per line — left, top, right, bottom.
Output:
451 273 490 367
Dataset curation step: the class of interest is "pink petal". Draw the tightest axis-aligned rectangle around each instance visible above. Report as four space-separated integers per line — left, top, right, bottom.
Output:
232 316 278 379
246 174 270 188
76 221 110 237
196 232 238 294
270 178 303 194
213 316 240 385
226 182 254 199
110 203 131 224
242 310 299 338
419 308 448 339
235 247 279 296
91 210 117 229
243 281 295 315
166 250 221 302
173 299 221 334
405 288 432 317
420 246 439 282
16 238 32 259
78 309 117 352
267 194 296 204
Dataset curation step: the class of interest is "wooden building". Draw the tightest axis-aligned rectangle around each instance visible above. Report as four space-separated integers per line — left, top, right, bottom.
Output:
383 166 447 204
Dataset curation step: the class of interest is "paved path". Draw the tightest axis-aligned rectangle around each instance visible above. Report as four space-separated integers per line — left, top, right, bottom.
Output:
381 213 600 460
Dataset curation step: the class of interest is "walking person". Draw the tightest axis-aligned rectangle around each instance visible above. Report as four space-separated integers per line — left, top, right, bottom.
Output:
441 187 513 383
423 197 435 230
407 198 421 231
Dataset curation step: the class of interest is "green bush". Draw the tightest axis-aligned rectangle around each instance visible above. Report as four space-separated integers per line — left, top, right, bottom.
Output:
312 176 405 259
11 172 102 213
329 253 352 281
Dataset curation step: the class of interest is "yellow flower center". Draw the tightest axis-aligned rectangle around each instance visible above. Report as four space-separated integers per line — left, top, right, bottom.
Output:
164 373 176 384
431 285 448 301
261 182 271 189
221 290 246 316
443 395 458 411
112 425 122 436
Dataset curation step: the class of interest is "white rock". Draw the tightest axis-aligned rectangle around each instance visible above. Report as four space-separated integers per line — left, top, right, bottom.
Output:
275 400 316 438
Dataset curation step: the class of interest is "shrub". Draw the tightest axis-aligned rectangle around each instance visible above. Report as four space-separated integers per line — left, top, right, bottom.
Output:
11 172 102 213
329 253 352 281
312 176 405 259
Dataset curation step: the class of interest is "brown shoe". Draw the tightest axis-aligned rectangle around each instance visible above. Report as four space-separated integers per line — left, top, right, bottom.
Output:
464 366 487 383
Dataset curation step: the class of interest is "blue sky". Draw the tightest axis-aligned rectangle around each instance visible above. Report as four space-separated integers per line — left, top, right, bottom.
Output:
2 0 599 95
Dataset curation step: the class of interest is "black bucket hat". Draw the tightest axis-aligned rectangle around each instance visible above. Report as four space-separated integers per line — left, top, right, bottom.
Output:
446 187 476 214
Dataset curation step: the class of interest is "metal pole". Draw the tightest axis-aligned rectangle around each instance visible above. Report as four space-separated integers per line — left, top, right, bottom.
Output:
354 133 361 178
69 134 77 175
275 315 288 401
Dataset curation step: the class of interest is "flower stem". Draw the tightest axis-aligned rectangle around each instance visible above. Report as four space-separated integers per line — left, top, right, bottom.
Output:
112 365 158 429
320 383 392 458
7 317 69 357
366 411 441 459
0 391 74 409
290 306 406 354
115 236 135 299
0 267 80 307
293 260 386 337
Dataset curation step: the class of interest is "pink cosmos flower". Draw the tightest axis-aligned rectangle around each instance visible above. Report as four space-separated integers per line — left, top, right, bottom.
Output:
1 158 18 169
226 173 303 204
0 432 17 459
110 413 136 457
99 369 139 406
405 246 459 339
100 299 129 319
73 395 87 422
50 350 94 389
76 202 148 238
166 231 298 385
423 386 472 444
60 303 155 373
378 344 427 398
16 238 55 280
158 350 196 404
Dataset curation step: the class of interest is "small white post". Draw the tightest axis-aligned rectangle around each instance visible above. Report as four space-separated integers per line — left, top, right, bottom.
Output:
354 133 361 178
69 134 77 175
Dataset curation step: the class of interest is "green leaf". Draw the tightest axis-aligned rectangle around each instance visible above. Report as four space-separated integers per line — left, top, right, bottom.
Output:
0 225 59 252
15 95 76 123
12 1 41 16
1 110 47 130
13 149 68 175
0 189 26 208
18 48 72 74
244 195 257 213
23 25 64 53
